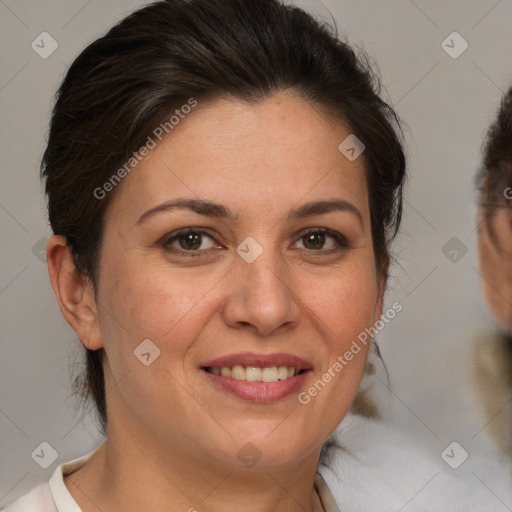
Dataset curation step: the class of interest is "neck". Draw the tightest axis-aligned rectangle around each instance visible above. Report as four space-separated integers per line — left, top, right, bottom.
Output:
64 416 324 512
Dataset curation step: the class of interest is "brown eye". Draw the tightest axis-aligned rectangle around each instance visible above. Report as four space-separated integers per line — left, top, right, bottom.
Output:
294 229 349 252
302 232 327 250
164 229 218 253
178 232 203 250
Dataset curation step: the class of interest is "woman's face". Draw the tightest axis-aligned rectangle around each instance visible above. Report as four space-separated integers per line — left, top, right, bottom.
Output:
477 206 512 332
91 91 384 469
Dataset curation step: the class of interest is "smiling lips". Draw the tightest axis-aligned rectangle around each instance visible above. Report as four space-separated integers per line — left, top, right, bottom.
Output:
200 352 312 402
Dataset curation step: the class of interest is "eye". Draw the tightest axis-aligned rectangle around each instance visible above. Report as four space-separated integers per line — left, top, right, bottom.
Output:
163 229 221 254
293 228 349 252
161 227 349 256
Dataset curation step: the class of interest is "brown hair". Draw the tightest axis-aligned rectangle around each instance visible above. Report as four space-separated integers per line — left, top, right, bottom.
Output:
477 86 512 247
42 0 406 434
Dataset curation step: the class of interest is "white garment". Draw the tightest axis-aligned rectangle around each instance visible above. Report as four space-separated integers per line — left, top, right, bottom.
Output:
2 453 91 512
320 413 512 512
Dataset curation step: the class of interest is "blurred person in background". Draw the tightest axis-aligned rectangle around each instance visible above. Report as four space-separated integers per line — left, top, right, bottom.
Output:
472 86 512 458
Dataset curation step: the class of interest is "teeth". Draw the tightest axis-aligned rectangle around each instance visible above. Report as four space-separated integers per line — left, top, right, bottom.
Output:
232 365 245 380
220 367 232 377
279 366 289 380
208 365 299 382
262 366 278 382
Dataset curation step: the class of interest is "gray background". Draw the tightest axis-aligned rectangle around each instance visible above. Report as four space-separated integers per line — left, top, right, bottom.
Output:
1 0 512 508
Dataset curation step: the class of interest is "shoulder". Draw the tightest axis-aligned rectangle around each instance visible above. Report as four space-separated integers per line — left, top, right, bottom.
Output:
1 450 94 512
1 483 57 512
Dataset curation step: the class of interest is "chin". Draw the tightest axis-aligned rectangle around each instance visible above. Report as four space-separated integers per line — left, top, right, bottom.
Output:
204 424 319 469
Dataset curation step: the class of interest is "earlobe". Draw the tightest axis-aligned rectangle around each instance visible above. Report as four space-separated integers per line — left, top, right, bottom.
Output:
46 235 103 350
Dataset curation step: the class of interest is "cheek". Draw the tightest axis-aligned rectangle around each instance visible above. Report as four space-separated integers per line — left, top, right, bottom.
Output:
95 251 218 362
478 233 503 303
309 261 379 344
477 231 492 279
299 260 379 410
95 256 221 429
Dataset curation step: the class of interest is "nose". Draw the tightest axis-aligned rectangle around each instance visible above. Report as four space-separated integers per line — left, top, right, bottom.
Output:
221 245 301 337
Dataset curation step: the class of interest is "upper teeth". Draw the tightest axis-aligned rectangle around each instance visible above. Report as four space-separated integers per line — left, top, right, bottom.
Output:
209 365 297 382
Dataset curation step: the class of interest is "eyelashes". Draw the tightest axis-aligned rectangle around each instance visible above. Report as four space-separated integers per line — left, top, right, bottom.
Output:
163 229 220 254
296 228 350 252
160 227 350 257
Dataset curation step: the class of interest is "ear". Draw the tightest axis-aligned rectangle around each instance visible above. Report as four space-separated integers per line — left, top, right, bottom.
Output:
46 235 103 350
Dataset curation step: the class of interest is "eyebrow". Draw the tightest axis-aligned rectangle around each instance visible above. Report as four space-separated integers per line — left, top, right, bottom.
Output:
136 198 363 228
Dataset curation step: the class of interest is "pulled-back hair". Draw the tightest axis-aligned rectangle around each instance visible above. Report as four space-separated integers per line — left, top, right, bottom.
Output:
42 0 406 434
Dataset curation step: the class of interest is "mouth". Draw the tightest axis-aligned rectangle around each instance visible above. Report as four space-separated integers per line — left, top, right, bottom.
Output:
199 352 312 402
202 365 307 382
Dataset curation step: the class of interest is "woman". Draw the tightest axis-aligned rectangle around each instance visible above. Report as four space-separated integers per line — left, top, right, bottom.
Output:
3 0 405 510
472 86 512 457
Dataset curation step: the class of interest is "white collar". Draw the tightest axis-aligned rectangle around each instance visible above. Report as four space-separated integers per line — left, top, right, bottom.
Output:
48 451 93 512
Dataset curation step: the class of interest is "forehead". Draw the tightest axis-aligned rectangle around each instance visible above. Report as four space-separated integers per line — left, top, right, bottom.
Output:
105 91 369 223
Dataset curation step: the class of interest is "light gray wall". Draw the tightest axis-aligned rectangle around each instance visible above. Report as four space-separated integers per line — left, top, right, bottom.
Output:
1 0 512 507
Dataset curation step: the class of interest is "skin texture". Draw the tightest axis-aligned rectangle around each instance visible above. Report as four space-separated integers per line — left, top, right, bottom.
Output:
47 90 385 512
477 206 512 332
